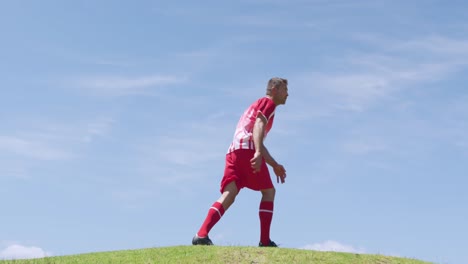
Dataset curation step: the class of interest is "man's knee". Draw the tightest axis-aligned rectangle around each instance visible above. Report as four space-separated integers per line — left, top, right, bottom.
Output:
219 181 239 208
261 187 276 201
224 192 236 205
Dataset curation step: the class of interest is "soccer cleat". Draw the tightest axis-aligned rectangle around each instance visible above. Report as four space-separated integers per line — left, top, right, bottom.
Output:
192 234 214 245
259 240 278 247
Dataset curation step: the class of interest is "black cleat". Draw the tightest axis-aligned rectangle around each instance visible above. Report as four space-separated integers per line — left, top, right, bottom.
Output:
259 240 278 247
192 234 214 245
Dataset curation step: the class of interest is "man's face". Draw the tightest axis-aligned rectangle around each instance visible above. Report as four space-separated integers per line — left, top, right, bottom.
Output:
274 85 289 105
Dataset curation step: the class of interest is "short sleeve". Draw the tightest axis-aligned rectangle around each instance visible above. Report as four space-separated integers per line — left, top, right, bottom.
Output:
256 97 276 121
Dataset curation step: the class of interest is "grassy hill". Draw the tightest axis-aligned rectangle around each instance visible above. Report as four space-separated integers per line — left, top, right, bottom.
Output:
0 246 433 264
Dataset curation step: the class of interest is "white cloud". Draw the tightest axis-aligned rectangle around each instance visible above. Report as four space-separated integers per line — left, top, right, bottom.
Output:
228 15 300 29
395 36 468 57
33 118 114 144
77 74 186 96
0 135 72 161
0 118 114 168
0 244 51 260
302 240 366 254
433 95 468 150
343 140 388 155
142 134 226 169
141 111 231 167
0 161 28 179
293 72 394 114
239 0 371 6
294 35 468 115
82 118 114 143
133 113 232 186
310 72 392 112
174 50 216 59
112 189 156 209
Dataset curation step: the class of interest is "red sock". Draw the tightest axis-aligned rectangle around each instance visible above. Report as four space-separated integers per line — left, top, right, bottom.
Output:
197 202 225 237
259 201 274 245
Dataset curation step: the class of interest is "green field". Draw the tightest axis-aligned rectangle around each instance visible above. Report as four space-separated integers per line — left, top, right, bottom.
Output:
0 246 432 264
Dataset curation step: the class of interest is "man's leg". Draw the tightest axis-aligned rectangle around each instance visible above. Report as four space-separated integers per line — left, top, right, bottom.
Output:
259 187 276 246
217 180 239 210
195 181 239 241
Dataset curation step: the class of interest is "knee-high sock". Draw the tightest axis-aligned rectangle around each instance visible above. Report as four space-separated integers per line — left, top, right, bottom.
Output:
197 202 225 237
259 201 274 244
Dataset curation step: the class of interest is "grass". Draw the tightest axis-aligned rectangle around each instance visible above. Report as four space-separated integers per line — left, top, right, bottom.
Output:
0 246 433 264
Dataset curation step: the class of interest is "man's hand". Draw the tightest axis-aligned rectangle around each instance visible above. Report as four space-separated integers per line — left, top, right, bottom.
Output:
250 151 262 173
273 164 287 184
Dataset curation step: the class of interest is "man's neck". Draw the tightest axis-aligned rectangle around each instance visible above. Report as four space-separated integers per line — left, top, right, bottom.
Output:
266 95 278 106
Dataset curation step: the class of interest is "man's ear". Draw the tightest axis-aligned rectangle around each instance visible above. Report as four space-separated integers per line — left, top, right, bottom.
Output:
270 86 277 95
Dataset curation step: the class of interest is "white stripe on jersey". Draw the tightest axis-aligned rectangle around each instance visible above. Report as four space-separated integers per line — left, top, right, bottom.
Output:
227 97 275 153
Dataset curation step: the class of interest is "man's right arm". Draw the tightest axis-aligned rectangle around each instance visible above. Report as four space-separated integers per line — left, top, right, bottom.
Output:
250 114 267 172
250 113 287 183
252 114 267 153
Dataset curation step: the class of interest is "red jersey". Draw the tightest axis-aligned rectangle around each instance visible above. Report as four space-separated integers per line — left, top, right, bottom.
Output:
228 97 276 153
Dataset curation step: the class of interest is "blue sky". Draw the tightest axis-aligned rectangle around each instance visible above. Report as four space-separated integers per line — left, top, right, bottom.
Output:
1 1 467 263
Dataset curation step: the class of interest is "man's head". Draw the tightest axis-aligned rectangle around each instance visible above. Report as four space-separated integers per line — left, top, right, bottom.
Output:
266 77 288 105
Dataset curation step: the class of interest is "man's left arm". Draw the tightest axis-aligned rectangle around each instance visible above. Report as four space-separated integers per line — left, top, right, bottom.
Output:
261 146 277 168
262 146 287 184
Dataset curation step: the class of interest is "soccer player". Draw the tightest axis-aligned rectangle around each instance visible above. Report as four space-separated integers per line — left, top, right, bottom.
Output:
192 77 289 247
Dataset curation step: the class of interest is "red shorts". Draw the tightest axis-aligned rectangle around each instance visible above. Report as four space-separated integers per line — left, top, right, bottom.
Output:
220 149 273 193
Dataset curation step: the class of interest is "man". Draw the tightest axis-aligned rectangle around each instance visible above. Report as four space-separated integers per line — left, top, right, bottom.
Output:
192 77 289 247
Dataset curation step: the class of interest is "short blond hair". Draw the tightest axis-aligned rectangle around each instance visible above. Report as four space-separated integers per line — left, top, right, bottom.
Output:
266 77 288 95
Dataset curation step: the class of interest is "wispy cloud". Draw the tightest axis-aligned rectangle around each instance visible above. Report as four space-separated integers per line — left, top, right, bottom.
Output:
228 15 295 28
430 94 468 151
394 36 468 57
112 189 156 209
0 160 29 179
0 135 72 161
302 240 366 254
0 118 114 165
76 74 186 96
133 111 233 187
37 118 114 144
0 244 51 260
342 140 388 155
82 118 114 143
239 0 373 7
173 50 217 59
294 35 468 114
155 137 222 166
304 72 392 112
